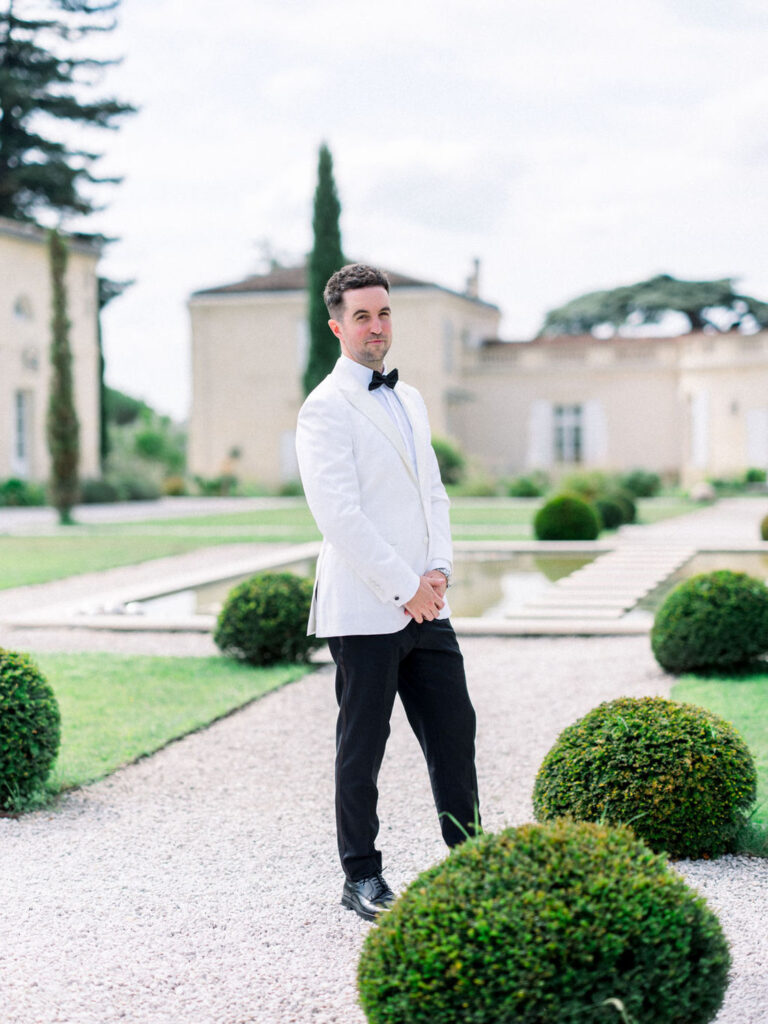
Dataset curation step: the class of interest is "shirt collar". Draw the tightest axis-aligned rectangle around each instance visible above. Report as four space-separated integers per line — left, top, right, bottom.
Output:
338 353 389 390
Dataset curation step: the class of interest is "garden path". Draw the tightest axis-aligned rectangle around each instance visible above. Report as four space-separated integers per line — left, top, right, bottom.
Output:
0 633 766 1023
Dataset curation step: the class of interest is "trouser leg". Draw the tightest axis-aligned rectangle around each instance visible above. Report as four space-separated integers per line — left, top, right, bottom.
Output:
397 619 480 847
327 630 408 881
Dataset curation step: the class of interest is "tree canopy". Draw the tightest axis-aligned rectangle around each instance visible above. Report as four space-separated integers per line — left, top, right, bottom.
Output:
0 0 135 223
302 142 345 396
540 274 768 337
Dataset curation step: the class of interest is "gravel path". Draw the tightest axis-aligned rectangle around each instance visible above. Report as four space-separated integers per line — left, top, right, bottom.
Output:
1 635 766 1024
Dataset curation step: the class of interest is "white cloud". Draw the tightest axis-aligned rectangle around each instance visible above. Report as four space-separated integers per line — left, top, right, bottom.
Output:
71 0 768 416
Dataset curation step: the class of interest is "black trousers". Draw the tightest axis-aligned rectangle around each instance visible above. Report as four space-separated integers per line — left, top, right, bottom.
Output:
327 617 480 881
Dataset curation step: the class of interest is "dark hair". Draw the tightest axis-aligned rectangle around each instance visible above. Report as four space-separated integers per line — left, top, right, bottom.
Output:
324 264 390 317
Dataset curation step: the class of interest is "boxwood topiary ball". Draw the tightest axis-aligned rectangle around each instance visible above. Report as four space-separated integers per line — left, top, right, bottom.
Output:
358 820 730 1024
533 697 756 859
214 571 322 666
533 493 600 541
594 496 625 530
651 569 768 674
0 648 61 808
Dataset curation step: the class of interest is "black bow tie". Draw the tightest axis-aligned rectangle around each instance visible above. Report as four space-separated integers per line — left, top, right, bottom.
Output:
369 368 399 391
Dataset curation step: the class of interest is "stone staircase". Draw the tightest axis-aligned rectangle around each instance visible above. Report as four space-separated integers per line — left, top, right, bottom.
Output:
507 543 696 622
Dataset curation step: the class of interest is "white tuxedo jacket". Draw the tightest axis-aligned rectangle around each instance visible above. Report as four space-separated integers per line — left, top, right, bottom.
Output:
295 356 453 638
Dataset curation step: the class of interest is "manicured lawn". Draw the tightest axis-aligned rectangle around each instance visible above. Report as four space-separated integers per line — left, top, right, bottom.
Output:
0 496 700 590
672 674 768 828
0 535 241 589
33 652 313 794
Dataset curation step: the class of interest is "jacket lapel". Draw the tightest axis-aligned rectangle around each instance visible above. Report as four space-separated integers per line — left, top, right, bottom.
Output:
395 386 432 505
339 384 419 484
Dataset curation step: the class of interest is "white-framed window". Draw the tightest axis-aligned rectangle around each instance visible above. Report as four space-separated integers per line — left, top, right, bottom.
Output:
554 403 583 463
12 390 32 477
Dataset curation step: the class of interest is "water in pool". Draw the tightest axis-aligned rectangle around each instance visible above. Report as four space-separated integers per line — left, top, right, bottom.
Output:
133 553 596 620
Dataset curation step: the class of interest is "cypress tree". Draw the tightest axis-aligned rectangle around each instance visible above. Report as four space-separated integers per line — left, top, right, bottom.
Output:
47 228 80 524
303 142 345 396
96 275 132 467
0 0 135 223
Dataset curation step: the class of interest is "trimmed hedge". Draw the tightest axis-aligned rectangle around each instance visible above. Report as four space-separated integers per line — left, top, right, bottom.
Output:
651 569 768 674
761 514 768 541
533 697 756 859
214 571 321 666
0 648 61 808
620 469 661 497
534 493 600 540
358 820 730 1024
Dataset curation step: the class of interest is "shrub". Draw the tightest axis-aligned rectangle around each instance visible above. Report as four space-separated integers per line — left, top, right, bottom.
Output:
651 570 768 674
620 469 661 497
358 819 730 1024
560 470 610 501
762 515 768 542
194 474 238 497
507 471 549 497
79 477 121 503
109 471 162 501
745 467 766 484
606 487 636 523
595 495 624 530
0 649 61 809
533 697 756 859
451 475 498 497
0 478 46 507
431 437 466 486
277 479 304 497
533 493 600 540
162 475 187 496
214 572 322 666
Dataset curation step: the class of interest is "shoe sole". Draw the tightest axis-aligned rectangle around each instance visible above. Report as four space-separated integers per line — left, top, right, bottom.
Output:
341 893 379 921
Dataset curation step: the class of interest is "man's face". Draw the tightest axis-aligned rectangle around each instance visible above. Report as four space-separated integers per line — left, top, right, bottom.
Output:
329 286 392 369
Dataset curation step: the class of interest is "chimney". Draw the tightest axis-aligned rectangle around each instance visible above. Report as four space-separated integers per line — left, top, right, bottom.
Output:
465 258 480 298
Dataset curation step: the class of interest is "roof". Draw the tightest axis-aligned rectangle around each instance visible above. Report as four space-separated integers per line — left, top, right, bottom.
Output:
0 215 104 256
192 263 499 310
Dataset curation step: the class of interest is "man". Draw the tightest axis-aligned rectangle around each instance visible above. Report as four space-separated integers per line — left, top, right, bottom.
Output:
295 264 480 922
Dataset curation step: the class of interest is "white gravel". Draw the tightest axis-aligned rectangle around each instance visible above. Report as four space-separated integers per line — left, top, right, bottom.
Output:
1 635 766 1023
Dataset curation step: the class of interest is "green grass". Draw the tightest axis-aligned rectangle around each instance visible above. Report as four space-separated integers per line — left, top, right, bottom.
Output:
32 652 313 794
0 535 244 589
672 674 768 832
0 496 700 590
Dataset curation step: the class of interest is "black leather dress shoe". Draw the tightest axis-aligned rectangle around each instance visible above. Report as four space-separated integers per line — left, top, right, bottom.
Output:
341 873 396 921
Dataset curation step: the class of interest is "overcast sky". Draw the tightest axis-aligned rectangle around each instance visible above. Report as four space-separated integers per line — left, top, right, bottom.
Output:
80 0 768 419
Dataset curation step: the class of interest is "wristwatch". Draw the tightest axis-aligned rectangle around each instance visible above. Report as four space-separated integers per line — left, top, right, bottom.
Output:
433 567 452 588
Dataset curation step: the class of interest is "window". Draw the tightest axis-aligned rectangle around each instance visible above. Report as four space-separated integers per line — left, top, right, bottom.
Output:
554 404 583 463
12 391 32 477
14 295 33 321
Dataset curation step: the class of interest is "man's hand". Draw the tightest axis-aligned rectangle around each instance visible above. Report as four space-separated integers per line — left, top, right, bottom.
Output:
424 569 448 600
404 575 445 623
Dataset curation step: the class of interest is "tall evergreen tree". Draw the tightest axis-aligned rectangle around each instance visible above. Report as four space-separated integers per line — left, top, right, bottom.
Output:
47 228 79 524
97 274 132 467
303 142 345 396
0 0 135 223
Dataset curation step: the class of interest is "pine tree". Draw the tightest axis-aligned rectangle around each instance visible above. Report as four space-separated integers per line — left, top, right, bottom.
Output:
541 274 768 337
47 228 80 524
303 143 345 396
0 0 135 223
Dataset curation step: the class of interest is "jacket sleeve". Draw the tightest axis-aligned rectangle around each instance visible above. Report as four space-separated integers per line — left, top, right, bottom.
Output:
296 391 421 607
